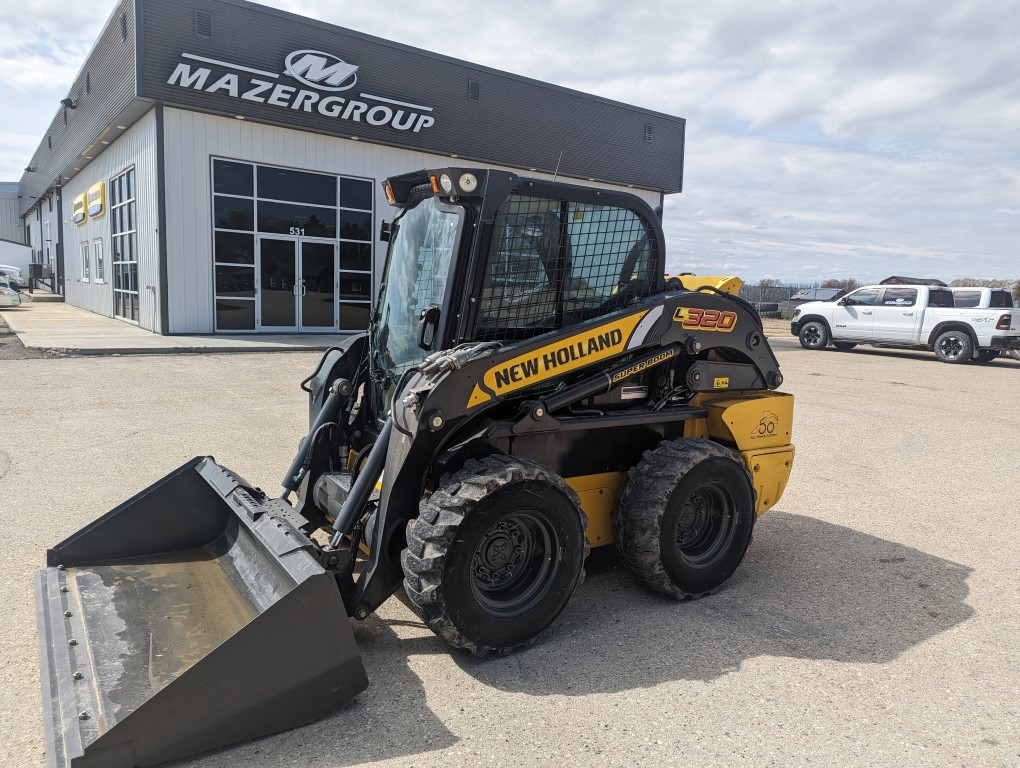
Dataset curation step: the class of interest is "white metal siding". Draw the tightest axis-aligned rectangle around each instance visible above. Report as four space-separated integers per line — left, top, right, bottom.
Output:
60 110 161 330
162 107 661 334
0 197 20 242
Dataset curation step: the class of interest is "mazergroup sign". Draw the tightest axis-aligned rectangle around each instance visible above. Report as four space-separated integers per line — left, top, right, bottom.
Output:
166 50 436 133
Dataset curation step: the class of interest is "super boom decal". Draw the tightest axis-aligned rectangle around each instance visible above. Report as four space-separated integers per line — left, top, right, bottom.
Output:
467 312 649 407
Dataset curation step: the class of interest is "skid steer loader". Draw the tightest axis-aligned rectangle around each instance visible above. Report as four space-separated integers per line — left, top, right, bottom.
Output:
36 168 795 768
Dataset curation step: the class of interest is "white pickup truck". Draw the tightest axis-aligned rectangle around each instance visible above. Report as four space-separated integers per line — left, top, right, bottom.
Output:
790 284 1020 363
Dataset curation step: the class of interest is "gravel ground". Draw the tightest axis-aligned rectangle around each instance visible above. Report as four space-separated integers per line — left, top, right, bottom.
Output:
0 311 59 360
1 342 1018 767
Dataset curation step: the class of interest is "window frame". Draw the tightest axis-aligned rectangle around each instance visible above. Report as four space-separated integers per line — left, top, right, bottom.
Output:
110 165 140 324
842 287 882 306
879 287 918 307
80 241 90 282
209 156 374 333
93 239 105 283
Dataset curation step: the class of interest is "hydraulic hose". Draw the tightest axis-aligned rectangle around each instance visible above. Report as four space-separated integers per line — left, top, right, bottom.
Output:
330 417 393 546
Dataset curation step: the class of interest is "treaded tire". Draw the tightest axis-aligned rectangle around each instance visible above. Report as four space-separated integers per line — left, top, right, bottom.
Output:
934 329 973 363
402 455 588 656
614 439 755 599
833 341 857 351
799 321 829 350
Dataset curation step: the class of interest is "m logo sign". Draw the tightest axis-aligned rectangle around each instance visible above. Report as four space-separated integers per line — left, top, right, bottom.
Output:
284 50 359 91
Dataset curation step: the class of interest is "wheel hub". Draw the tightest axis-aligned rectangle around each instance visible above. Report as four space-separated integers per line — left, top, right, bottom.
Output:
470 512 559 618
940 337 962 357
673 484 737 567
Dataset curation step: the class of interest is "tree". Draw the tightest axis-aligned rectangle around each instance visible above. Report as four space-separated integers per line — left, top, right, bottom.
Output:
949 277 1012 289
821 278 860 292
757 278 782 288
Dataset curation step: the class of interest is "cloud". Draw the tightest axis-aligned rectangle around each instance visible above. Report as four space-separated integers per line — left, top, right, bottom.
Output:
0 0 1016 281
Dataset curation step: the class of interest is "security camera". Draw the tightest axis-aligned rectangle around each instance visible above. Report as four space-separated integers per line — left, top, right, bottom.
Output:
60 98 78 109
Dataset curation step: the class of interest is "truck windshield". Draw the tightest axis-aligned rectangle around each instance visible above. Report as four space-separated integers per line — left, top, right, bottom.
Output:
372 194 462 383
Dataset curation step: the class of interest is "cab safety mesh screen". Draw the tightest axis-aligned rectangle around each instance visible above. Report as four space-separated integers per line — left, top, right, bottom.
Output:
475 195 655 342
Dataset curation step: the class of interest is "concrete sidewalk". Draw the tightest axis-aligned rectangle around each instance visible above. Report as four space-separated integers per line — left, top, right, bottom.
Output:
1 300 345 354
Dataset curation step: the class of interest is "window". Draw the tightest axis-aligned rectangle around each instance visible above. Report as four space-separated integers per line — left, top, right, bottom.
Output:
93 239 105 283
928 290 953 308
210 159 373 332
80 242 90 282
110 167 139 322
990 291 1013 308
475 195 656 341
952 290 980 308
843 288 881 306
881 287 917 306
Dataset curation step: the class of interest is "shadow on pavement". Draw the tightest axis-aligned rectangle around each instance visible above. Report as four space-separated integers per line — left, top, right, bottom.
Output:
171 513 972 767
449 512 974 693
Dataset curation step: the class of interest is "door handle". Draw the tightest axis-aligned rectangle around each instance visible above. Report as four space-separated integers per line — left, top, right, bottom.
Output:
902 311 914 316
862 310 873 315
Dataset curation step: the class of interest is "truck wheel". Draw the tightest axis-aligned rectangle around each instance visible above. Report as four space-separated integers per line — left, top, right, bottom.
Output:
833 341 857 351
934 330 973 363
402 455 588 656
614 439 755 599
974 350 999 363
1008 350 1020 361
798 321 829 350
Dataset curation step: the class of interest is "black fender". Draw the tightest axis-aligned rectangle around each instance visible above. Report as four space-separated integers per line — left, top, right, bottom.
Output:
797 314 833 337
926 322 978 349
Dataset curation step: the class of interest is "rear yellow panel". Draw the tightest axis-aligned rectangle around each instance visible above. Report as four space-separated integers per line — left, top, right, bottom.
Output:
741 445 796 514
704 392 794 452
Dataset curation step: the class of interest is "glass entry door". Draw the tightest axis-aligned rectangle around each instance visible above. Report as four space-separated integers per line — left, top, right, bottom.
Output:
300 241 338 330
257 236 338 332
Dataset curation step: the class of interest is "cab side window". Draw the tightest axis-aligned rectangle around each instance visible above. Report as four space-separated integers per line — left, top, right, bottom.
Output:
843 287 881 306
476 195 656 342
927 290 954 307
881 287 917 306
952 290 980 307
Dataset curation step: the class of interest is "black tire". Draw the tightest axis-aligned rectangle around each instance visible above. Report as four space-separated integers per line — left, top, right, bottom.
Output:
832 341 857 351
974 350 999 363
933 329 974 363
402 455 588 656
798 320 829 350
614 439 756 599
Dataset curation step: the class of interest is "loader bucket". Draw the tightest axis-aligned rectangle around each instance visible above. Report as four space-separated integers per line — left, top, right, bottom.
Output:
35 457 368 768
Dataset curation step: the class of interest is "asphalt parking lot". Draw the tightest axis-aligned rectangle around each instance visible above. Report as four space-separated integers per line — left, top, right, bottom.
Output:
1 334 1017 767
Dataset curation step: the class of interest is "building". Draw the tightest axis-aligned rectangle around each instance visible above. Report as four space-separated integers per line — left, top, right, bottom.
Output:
17 0 685 335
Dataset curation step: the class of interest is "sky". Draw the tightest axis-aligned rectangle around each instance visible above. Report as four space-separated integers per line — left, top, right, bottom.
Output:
0 0 1017 285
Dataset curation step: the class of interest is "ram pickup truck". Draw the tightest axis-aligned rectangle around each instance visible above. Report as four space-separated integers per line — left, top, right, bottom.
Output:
791 284 1020 363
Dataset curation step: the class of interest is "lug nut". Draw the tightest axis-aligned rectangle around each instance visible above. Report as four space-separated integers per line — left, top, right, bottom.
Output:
60 586 68 593
64 610 72 617
78 712 89 721
73 672 83 680
68 639 78 646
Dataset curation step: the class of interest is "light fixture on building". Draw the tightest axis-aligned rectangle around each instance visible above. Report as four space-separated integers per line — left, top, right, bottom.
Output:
24 166 35 173
101 140 110 145
60 98 78 109
235 115 245 120
116 125 127 129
